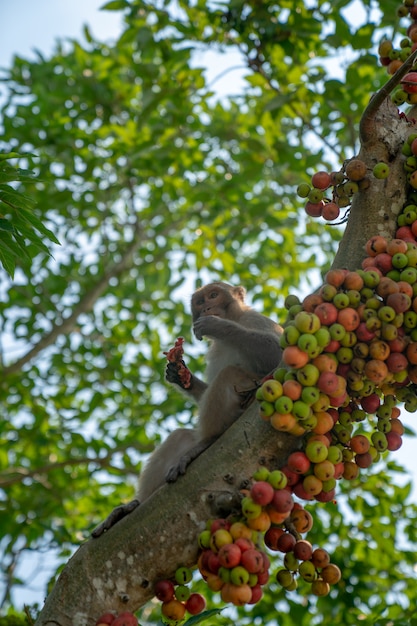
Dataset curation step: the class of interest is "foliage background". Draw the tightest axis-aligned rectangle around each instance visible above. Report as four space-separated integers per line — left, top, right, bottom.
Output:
0 0 416 623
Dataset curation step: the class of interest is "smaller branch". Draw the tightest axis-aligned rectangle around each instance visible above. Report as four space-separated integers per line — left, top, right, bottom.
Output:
360 48 417 143
0 442 150 488
1 222 142 377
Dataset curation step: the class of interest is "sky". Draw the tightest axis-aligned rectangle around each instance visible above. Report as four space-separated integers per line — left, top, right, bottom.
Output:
0 0 416 611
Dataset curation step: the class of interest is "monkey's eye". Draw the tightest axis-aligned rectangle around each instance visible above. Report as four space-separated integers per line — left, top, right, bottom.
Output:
209 291 218 299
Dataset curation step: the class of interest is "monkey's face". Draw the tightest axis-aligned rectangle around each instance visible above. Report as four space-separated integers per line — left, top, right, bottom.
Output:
191 285 234 321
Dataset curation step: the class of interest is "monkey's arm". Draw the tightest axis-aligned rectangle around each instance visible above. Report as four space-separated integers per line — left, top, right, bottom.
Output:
193 315 281 370
165 361 207 402
164 337 208 402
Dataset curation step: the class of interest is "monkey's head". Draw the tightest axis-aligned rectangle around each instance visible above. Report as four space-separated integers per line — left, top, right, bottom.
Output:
191 282 248 322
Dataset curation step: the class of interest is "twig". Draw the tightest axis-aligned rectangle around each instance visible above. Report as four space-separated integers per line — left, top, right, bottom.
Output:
360 48 417 143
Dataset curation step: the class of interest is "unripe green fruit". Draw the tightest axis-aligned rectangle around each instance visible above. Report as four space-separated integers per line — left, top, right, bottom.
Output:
175 566 193 584
333 292 350 309
283 552 299 572
371 431 388 451
391 253 409 269
230 566 250 585
274 395 294 414
280 322 301 348
296 363 320 386
259 400 275 419
315 327 331 347
373 162 390 179
301 386 320 405
378 40 392 56
175 585 191 601
267 470 288 489
294 311 321 334
305 440 328 463
276 569 294 588
241 497 262 520
273 367 287 382
392 89 408 105
377 418 391 433
297 183 311 198
299 560 317 582
198 530 211 549
218 566 231 583
253 466 270 481
327 445 343 464
343 180 359 195
297 333 319 356
308 188 324 203
292 400 312 421
260 379 283 402
285 294 301 309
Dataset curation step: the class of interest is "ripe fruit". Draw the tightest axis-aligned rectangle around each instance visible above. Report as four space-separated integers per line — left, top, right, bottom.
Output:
155 579 175 602
112 614 138 626
322 202 340 221
311 170 331 189
161 599 186 621
185 593 206 615
272 488 294 513
250 480 275 505
96 615 116 626
345 158 367 181
321 563 342 584
293 539 313 561
218 543 242 568
401 71 417 93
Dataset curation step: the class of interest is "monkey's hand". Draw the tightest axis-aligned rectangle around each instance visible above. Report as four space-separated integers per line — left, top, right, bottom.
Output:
165 360 192 389
193 315 231 340
164 337 192 389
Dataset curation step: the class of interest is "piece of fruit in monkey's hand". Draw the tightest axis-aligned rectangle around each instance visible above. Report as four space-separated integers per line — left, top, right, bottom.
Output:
164 337 192 389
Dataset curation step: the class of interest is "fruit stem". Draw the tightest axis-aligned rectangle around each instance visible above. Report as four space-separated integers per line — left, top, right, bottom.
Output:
360 48 417 144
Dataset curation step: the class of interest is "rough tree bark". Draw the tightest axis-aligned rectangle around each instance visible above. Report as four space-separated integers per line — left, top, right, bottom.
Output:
35 62 417 625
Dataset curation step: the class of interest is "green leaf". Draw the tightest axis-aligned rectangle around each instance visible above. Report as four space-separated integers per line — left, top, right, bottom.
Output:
14 206 60 245
100 0 129 10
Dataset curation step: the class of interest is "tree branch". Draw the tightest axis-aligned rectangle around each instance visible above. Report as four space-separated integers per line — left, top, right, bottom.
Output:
2 223 142 377
360 48 417 143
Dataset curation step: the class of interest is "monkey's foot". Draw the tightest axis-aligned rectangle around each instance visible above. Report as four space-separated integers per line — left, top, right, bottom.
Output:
165 458 190 483
91 499 140 538
235 380 259 410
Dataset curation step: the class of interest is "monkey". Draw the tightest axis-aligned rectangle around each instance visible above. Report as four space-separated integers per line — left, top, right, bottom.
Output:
92 282 282 537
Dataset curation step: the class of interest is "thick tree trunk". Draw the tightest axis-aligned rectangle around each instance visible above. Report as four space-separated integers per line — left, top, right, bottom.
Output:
331 98 411 271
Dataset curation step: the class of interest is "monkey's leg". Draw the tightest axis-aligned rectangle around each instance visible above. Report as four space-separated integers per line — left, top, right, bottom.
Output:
137 428 198 501
92 429 197 536
199 365 259 438
166 366 259 482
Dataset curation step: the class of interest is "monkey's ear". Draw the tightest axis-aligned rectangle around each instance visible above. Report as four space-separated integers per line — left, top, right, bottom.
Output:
233 286 246 302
